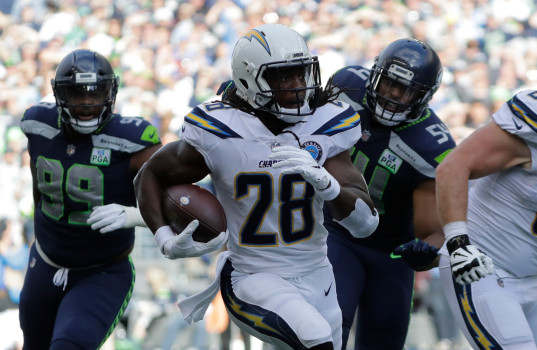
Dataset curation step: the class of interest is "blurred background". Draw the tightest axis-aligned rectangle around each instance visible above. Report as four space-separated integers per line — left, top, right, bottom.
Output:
0 0 536 349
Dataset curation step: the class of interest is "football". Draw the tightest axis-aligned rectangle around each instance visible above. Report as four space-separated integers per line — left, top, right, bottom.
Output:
162 184 227 243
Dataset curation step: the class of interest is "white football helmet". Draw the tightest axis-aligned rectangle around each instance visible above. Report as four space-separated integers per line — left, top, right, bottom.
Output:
231 24 321 123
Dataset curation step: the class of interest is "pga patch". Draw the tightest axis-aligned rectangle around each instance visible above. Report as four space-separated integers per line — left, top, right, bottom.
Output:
378 149 402 174
90 147 111 166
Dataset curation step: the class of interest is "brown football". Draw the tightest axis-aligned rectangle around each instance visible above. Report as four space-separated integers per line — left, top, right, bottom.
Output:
162 184 227 243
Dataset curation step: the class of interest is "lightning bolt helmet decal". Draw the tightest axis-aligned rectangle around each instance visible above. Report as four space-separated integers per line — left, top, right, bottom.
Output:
242 29 271 56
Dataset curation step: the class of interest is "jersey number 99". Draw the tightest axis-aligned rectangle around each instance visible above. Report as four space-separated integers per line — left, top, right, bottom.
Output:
36 156 103 225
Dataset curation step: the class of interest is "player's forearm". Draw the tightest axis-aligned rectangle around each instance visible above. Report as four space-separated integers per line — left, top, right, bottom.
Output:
435 160 470 226
327 183 378 239
420 230 445 250
134 167 168 234
326 185 373 220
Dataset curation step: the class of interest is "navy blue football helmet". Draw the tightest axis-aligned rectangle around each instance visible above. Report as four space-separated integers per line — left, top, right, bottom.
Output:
366 38 442 126
52 49 119 134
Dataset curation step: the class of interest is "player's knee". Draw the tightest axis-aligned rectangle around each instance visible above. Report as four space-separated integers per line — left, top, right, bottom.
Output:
296 314 333 347
51 321 106 350
308 341 333 350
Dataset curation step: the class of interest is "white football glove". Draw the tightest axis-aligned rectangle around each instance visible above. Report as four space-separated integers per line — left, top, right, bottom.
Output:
447 234 494 285
269 145 340 201
154 221 228 259
88 204 146 234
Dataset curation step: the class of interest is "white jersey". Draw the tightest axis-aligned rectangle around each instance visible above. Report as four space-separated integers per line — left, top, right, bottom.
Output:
467 90 537 278
180 100 361 277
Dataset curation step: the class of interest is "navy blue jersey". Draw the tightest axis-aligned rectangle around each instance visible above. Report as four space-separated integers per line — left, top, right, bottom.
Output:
325 65 456 250
21 102 160 267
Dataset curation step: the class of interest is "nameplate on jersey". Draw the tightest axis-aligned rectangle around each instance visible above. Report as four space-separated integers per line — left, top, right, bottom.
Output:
90 147 111 166
378 149 402 174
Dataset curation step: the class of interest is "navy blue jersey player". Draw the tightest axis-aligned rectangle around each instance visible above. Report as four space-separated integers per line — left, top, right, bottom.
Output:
18 49 161 349
324 39 456 349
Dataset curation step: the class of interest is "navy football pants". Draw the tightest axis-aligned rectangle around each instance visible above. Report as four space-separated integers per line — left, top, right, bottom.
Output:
327 233 414 350
19 243 135 350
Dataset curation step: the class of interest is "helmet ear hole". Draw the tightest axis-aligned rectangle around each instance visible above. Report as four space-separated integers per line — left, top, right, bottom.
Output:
239 79 249 90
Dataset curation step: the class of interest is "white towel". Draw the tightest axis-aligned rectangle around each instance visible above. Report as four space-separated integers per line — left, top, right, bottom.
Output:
178 251 230 324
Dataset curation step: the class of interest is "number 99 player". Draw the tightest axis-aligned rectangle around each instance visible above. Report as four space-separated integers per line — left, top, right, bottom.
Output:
19 49 161 349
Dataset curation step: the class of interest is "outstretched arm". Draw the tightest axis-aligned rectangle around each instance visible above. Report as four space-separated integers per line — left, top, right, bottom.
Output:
436 121 531 283
437 121 531 225
394 179 443 271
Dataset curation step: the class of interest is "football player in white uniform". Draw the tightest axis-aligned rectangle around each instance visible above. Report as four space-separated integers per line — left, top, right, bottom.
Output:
436 89 537 349
134 24 378 350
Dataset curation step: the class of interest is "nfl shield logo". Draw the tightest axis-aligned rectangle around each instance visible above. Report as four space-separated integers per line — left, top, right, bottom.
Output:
67 144 76 155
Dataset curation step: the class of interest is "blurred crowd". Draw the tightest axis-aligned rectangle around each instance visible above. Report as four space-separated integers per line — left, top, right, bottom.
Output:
0 0 536 349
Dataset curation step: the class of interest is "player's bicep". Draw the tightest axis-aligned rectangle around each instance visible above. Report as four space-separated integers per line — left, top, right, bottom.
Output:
145 140 210 186
449 121 531 179
130 143 162 173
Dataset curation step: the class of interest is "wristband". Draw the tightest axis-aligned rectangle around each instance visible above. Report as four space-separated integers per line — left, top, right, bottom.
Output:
317 173 341 201
154 225 175 254
443 221 468 241
335 198 378 238
124 206 147 227
446 233 471 255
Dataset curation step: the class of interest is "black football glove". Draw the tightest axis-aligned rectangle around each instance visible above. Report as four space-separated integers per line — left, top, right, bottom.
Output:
446 234 493 284
393 239 439 271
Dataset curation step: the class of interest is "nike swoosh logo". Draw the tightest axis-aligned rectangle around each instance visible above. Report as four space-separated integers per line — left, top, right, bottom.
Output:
324 282 333 296
390 252 402 259
513 117 523 130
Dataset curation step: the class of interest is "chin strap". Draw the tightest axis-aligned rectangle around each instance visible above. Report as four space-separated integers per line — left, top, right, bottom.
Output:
276 103 311 123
